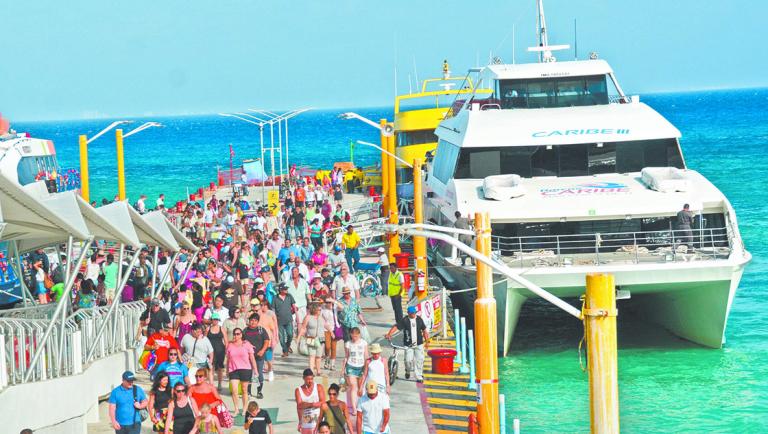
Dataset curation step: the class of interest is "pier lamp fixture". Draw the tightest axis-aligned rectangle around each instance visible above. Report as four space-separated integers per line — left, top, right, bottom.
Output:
339 112 395 136
248 108 311 179
219 112 276 200
115 122 163 200
79 120 132 202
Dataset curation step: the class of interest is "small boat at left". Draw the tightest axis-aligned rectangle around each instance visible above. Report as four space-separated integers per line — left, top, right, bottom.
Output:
0 114 81 306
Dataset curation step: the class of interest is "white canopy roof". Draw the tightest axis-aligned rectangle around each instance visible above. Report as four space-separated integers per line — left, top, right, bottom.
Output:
84 198 141 249
163 217 197 251
15 185 143 252
127 206 179 251
447 170 726 224
0 176 90 250
142 211 181 252
438 102 681 148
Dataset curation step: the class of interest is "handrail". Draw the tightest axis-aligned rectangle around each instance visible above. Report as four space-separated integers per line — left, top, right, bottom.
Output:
484 227 731 267
0 301 144 388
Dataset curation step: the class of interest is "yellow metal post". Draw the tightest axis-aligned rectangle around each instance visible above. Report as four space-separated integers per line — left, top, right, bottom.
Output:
474 212 499 434
78 134 89 202
116 128 126 200
380 119 389 220
386 132 400 261
584 273 619 434
413 158 428 300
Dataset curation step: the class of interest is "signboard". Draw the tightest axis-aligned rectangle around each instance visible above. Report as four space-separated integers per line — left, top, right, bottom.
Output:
267 190 280 216
416 293 442 335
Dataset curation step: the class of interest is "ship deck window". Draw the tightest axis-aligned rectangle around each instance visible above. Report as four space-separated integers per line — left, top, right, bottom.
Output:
453 139 684 179
498 75 609 109
397 129 438 147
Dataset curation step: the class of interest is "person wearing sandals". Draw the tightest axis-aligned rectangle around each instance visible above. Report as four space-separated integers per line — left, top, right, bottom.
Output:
319 383 353 434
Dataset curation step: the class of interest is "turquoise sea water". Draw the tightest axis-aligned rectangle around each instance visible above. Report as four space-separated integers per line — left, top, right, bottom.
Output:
14 88 768 432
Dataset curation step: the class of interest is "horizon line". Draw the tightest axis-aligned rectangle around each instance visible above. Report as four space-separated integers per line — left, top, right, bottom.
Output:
9 85 767 124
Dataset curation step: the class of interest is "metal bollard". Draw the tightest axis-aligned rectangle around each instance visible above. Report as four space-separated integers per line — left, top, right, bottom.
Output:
459 317 469 374
441 287 448 338
499 394 506 432
468 330 476 389
454 309 461 364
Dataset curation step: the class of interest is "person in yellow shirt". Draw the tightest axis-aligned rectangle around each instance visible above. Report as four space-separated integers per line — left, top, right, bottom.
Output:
341 225 361 272
387 262 405 323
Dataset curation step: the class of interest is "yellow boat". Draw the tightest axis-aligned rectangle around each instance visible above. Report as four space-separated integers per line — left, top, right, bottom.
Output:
392 61 488 197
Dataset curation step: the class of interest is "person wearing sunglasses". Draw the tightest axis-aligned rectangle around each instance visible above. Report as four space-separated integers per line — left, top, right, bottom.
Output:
154 349 190 388
164 384 198 434
225 327 258 416
187 367 224 423
318 383 352 434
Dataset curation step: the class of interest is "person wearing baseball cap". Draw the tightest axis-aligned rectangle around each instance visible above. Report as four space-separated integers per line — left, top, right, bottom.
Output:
385 305 429 382
361 343 390 396
341 224 361 272
108 370 148 432
273 282 297 356
357 380 390 434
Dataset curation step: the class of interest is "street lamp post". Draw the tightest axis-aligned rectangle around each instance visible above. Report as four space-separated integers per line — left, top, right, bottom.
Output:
117 122 162 200
79 120 131 202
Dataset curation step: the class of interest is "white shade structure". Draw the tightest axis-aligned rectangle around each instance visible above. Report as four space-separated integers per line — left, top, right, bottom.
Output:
163 217 197 251
91 200 142 249
0 177 89 249
141 211 181 252
124 207 178 252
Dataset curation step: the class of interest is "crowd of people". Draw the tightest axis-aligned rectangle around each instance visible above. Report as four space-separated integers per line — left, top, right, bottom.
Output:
74 176 434 434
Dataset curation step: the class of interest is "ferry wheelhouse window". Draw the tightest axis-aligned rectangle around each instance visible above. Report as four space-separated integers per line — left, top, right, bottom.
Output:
397 129 438 147
453 138 684 179
498 75 609 109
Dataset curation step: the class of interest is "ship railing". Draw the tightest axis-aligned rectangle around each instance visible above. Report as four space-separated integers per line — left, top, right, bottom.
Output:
609 95 631 104
322 216 389 252
489 227 731 268
0 301 144 388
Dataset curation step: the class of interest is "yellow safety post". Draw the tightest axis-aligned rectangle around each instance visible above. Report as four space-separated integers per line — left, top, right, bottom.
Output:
380 119 389 220
116 128 126 200
386 131 400 261
584 274 619 434
413 158 428 300
78 134 90 202
474 212 499 434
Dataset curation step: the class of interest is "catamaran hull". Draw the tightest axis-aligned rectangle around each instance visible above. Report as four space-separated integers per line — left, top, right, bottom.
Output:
433 254 749 355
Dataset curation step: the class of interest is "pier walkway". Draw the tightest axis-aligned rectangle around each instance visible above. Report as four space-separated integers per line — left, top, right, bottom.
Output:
87 290 431 433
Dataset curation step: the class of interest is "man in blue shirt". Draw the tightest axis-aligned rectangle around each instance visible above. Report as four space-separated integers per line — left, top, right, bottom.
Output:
108 371 148 433
153 349 189 387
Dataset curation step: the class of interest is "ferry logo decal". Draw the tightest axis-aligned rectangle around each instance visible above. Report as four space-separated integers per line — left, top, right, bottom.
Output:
532 128 630 138
540 182 630 196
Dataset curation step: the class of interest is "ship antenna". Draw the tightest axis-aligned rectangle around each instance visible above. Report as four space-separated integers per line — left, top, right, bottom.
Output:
528 0 570 63
574 18 578 60
512 23 516 64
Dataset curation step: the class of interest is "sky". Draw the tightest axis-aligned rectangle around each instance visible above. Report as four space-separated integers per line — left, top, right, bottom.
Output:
1 0 766 121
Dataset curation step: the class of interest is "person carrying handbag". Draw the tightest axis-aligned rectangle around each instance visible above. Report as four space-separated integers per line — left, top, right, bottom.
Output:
297 302 326 375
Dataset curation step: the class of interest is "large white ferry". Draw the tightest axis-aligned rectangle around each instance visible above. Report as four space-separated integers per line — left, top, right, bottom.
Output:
424 1 751 355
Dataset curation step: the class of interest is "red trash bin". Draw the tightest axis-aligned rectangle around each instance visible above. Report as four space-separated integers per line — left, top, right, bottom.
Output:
394 252 411 269
428 348 457 374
